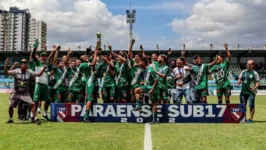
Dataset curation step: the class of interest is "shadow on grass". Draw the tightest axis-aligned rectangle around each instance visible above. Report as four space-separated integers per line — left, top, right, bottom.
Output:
254 120 266 123
12 120 48 125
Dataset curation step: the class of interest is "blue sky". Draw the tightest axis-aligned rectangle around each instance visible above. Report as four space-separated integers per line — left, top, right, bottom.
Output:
2 0 266 50
101 0 194 48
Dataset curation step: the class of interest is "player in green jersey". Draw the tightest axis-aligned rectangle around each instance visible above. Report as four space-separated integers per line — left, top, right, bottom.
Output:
81 51 98 123
52 48 71 103
211 43 232 104
67 60 83 103
31 40 52 121
155 54 169 104
97 52 116 103
128 38 144 103
237 60 260 123
186 55 217 103
112 51 129 103
134 58 159 123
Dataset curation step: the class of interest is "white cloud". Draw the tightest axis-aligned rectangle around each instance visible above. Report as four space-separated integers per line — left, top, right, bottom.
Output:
0 0 131 50
171 0 266 50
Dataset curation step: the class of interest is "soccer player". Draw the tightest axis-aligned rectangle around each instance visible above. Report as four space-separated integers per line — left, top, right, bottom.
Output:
211 43 232 104
67 60 82 103
97 52 116 103
187 55 201 103
4 58 46 125
155 54 169 104
52 47 71 103
134 58 159 123
237 60 260 123
174 57 192 104
112 50 129 103
31 40 51 121
82 51 98 122
187 55 217 103
128 38 144 103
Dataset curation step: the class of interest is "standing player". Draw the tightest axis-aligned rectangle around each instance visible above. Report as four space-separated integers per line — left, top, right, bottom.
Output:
32 40 51 121
211 43 232 104
82 51 98 122
97 52 116 103
134 58 159 123
174 57 192 104
112 51 129 103
52 48 71 103
4 58 46 125
128 39 144 103
67 60 82 103
155 55 169 104
187 56 217 103
237 60 260 123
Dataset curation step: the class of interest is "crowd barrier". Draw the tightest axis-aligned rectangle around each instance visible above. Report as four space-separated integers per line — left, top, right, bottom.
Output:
51 103 246 123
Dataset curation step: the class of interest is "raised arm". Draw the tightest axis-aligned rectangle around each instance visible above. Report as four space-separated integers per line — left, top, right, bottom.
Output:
101 55 114 68
140 45 146 58
90 52 97 66
208 59 218 67
128 38 135 60
166 48 172 65
65 47 72 66
53 46 61 67
224 43 231 61
48 45 57 64
4 58 9 75
9 62 19 71
112 52 126 62
32 39 39 62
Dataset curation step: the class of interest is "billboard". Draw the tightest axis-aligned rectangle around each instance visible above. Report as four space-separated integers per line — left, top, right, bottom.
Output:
51 103 246 123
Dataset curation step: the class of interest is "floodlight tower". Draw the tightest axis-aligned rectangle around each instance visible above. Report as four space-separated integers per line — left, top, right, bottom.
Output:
126 3 136 44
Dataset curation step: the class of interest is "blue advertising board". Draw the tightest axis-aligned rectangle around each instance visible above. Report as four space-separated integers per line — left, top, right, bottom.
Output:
51 103 246 123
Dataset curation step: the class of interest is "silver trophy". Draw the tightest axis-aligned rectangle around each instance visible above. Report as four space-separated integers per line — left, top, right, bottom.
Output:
96 32 102 49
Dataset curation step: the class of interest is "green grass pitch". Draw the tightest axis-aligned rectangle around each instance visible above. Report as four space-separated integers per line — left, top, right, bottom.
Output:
0 94 266 150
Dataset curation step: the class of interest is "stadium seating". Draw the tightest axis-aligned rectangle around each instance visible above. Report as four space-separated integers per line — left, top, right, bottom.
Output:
229 65 242 75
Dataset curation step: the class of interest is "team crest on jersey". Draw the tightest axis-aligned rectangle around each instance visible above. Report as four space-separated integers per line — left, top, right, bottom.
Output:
230 108 243 121
57 107 68 120
249 75 253 78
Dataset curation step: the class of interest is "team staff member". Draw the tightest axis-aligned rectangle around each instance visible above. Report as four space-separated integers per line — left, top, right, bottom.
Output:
237 60 260 123
4 58 46 125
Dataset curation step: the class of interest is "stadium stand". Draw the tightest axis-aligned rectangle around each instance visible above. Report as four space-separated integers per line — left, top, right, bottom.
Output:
0 50 266 89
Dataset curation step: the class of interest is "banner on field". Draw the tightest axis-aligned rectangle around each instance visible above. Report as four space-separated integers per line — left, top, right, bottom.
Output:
51 103 246 123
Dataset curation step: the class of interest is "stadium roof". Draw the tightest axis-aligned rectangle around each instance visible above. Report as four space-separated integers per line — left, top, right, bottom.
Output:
1 50 266 58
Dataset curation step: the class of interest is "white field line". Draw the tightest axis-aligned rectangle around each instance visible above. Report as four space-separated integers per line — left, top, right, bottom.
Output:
144 123 152 150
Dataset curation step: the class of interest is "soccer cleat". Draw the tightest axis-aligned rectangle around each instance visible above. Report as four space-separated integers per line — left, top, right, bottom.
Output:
42 115 50 121
35 119 41 125
150 118 158 125
29 117 35 123
247 119 253 124
83 117 91 123
37 111 41 114
6 119 14 124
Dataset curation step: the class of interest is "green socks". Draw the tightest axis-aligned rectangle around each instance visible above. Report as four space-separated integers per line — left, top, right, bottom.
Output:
85 109 90 118
136 99 142 109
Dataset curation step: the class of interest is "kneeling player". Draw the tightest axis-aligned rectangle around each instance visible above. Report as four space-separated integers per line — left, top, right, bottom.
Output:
134 59 159 124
